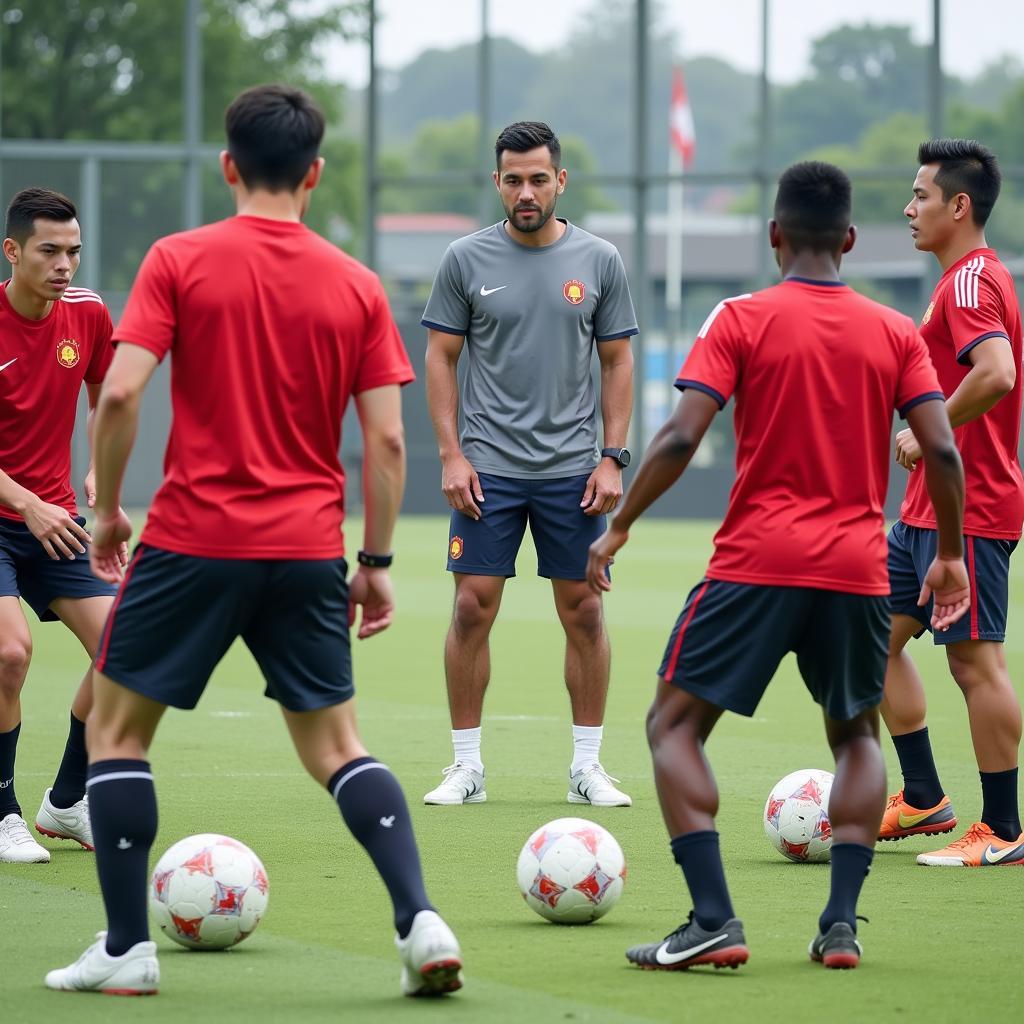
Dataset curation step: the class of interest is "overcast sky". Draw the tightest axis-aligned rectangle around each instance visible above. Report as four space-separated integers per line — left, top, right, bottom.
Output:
327 0 1023 87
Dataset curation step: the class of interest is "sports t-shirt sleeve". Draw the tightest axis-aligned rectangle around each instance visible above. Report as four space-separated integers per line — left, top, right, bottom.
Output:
674 300 743 408
113 243 177 361
421 245 469 335
944 272 1012 366
594 250 639 342
84 303 115 384
895 327 944 418
354 278 415 393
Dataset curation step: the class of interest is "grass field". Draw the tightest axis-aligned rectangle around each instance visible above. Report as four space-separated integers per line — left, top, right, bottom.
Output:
3 516 1022 1023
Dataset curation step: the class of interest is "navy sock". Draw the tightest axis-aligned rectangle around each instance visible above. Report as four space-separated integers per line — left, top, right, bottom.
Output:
49 712 88 809
819 843 873 933
87 759 158 957
892 728 944 808
0 723 21 819
328 757 432 938
980 768 1021 841
669 830 734 931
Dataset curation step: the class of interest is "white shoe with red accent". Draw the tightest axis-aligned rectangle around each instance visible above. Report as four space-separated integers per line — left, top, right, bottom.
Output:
45 932 159 995
35 788 94 850
395 911 463 997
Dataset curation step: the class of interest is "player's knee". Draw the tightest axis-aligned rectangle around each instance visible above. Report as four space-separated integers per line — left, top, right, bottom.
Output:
0 639 31 689
946 652 986 694
560 592 604 641
451 585 499 635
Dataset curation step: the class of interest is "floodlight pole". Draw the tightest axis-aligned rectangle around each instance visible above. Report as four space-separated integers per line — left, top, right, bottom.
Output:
365 0 379 269
756 0 772 289
632 0 649 455
183 0 203 229
477 0 493 226
921 0 943 308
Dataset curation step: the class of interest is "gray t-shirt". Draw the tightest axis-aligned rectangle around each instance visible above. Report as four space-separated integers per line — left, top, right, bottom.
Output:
422 220 638 479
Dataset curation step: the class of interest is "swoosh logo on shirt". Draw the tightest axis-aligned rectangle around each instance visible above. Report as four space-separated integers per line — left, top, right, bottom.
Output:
0 358 16 372
479 285 507 296
654 932 727 965
982 842 1024 865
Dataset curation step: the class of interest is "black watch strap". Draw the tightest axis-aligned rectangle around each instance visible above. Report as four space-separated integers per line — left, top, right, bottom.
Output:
357 550 393 568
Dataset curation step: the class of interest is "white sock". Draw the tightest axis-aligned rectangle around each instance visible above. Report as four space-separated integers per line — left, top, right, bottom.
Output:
571 725 603 775
452 728 483 774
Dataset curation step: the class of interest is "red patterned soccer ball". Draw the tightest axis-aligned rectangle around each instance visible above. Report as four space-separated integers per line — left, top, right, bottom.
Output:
150 833 269 950
516 817 626 924
763 769 834 863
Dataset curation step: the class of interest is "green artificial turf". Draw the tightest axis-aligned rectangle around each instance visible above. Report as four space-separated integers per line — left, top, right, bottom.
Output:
2 516 1022 1023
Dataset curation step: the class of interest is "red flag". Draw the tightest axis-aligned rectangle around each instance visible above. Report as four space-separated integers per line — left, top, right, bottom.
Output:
669 65 696 168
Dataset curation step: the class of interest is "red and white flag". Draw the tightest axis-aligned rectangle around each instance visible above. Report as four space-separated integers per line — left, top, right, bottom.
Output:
669 65 696 168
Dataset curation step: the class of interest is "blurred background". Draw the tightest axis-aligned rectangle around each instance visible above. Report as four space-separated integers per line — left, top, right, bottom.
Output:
2 1 1022 514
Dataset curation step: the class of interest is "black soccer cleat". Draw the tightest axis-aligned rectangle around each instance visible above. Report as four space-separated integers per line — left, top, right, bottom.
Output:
626 912 749 971
809 921 863 969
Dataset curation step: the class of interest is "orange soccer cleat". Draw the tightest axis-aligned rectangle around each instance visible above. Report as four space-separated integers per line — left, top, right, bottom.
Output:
916 821 1024 867
878 790 957 841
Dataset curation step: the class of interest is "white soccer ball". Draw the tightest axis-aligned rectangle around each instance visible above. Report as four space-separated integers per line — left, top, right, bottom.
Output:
763 769 834 863
516 817 626 924
150 833 269 950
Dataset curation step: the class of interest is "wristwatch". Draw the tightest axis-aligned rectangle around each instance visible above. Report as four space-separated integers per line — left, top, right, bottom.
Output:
601 447 631 468
357 550 393 568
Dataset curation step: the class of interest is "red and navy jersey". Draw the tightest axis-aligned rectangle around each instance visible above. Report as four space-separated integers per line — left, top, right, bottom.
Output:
677 278 942 596
0 282 113 520
114 215 415 560
900 248 1024 540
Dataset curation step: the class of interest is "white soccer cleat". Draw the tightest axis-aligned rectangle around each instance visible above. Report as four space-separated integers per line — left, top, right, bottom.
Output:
0 812 51 863
423 763 486 805
567 764 633 807
395 910 462 997
35 788 94 851
45 932 159 995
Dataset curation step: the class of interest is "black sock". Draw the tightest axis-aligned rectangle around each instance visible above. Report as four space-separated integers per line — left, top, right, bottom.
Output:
980 768 1021 841
0 723 21 819
87 759 158 957
49 712 88 809
819 843 873 933
669 831 734 931
328 757 432 938
892 728 944 808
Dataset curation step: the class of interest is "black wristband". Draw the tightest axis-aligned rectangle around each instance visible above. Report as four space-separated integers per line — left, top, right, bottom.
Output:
357 550 393 568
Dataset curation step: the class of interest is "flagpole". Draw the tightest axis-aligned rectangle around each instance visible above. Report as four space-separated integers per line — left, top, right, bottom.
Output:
665 142 683 389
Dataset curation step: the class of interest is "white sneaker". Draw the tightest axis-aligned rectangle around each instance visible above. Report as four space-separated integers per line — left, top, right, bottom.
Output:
0 812 51 863
423 763 486 805
567 764 632 807
45 932 159 994
35 788 94 850
395 910 462 997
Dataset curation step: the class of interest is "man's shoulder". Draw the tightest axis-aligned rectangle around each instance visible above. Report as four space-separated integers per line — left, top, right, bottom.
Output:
59 286 108 311
564 223 621 259
448 223 502 257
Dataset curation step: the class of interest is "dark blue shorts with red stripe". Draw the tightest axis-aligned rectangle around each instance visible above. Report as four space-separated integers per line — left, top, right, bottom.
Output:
888 521 1017 644
658 579 890 721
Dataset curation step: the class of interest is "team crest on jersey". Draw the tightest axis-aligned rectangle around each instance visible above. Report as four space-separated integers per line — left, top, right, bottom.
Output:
449 535 464 560
563 280 585 305
56 339 80 368
921 301 935 327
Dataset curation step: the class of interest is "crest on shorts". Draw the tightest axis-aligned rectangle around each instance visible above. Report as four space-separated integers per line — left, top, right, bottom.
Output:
449 535 464 560
56 338 80 368
921 301 935 327
563 280 585 305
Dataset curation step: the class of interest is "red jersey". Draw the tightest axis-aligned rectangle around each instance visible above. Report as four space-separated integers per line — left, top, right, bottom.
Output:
114 216 414 559
677 278 943 596
900 248 1024 539
0 282 113 520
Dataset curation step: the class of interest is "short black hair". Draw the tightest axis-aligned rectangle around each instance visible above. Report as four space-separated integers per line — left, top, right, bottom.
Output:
5 187 78 244
773 161 852 254
225 84 325 192
918 138 1001 227
495 121 561 170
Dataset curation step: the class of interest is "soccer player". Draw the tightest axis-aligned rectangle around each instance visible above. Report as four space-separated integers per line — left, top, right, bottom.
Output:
878 139 1024 866
421 121 636 807
45 85 462 998
587 162 969 970
0 187 122 864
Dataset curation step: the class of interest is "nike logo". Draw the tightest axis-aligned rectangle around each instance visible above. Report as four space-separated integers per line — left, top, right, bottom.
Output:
897 810 933 828
379 815 395 829
654 932 728 965
117 837 133 850
479 285 507 296
0 358 16 372
982 842 1024 864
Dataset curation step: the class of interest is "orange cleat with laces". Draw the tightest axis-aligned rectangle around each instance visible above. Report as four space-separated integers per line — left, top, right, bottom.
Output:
878 790 957 841
916 821 1024 867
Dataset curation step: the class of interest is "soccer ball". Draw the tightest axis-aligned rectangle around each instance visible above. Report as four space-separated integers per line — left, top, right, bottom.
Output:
150 833 269 950
763 769 834 863
516 817 626 924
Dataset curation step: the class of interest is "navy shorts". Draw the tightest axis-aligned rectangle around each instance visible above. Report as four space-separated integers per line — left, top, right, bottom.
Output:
446 472 605 580
95 546 353 712
658 580 890 721
0 515 117 621
888 521 1017 644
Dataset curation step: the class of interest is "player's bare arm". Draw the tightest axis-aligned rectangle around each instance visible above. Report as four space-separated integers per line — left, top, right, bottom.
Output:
582 338 634 517
425 327 484 520
0 467 91 561
586 389 719 593
350 384 405 640
904 397 969 629
89 342 159 582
